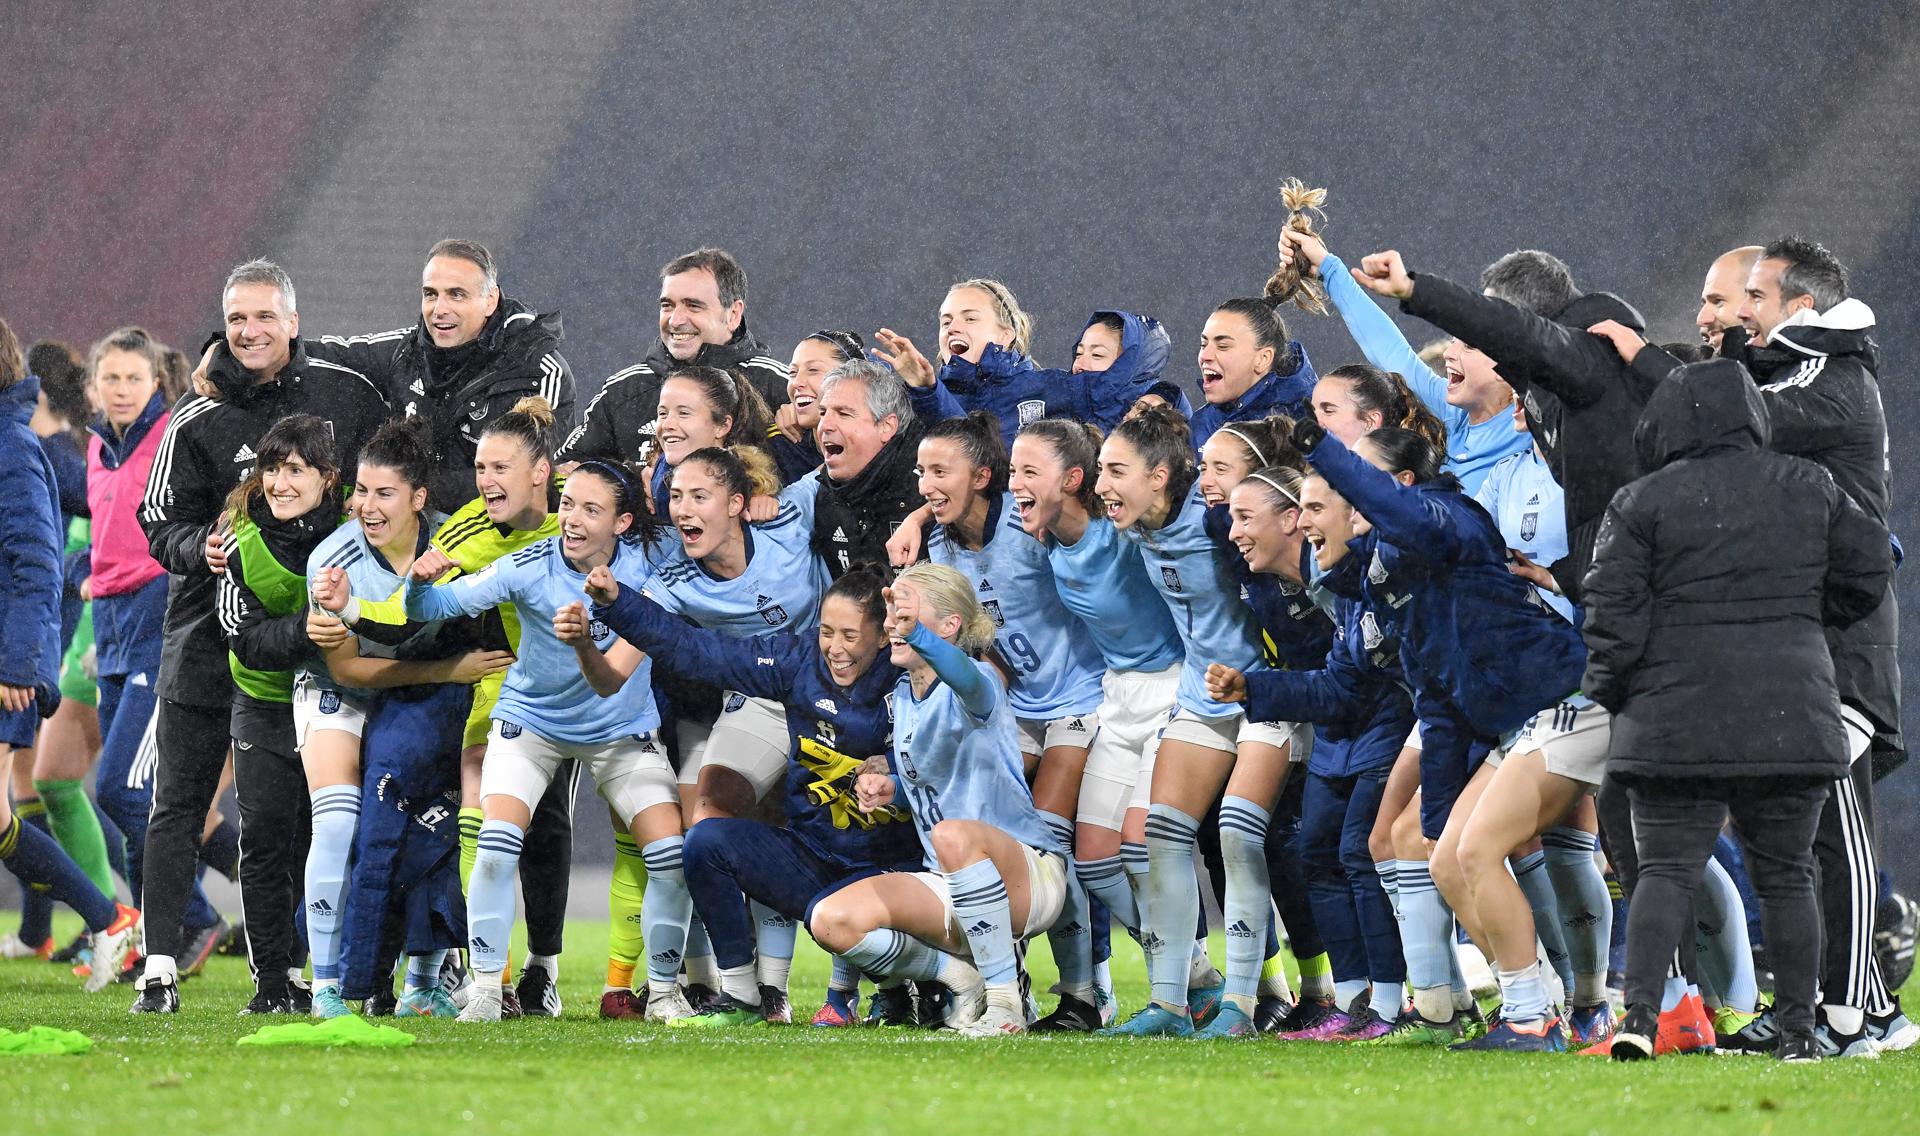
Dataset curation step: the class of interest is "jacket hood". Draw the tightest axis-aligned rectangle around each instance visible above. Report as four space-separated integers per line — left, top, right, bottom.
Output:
1765 297 1875 360
1554 291 1646 334
1086 310 1170 389
1633 358 1771 472
4 374 41 425
938 342 1039 397
1224 344 1317 417
204 335 312 403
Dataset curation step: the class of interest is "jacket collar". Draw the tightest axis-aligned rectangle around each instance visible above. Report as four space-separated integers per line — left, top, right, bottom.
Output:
88 390 169 465
642 317 770 375
3 374 41 426
1765 297 1875 359
205 336 313 404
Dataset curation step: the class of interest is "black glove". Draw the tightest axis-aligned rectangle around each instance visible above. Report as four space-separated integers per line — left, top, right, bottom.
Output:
1289 414 1327 453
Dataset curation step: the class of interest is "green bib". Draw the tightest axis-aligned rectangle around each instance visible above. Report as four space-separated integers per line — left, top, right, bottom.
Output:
228 513 309 703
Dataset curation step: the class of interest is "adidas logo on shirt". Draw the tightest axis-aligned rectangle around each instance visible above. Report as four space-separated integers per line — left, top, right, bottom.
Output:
232 443 257 464
410 378 426 395
131 673 149 687
1526 494 1540 505
815 697 837 714
831 527 847 542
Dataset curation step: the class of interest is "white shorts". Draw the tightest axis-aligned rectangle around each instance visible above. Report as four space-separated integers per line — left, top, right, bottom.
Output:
1080 666 1179 829
675 694 792 799
1508 700 1611 790
292 675 368 750
911 845 1069 945
1016 712 1099 759
1159 707 1308 763
482 720 677 822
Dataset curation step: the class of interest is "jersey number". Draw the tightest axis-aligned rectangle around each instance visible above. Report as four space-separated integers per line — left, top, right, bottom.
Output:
999 632 1041 675
903 779 944 833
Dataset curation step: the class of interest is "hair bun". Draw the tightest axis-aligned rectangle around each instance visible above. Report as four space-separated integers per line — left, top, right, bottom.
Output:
509 395 555 429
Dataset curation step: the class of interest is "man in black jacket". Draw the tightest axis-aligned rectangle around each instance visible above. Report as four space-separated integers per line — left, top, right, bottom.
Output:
1581 359 1890 1061
806 360 924 577
311 239 576 514
134 259 389 1013
557 247 789 465
1349 248 1651 603
1594 237 1905 1052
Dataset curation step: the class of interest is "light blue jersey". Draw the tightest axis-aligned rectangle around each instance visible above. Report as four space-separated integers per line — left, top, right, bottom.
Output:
404 536 662 744
643 495 829 637
1046 517 1183 673
304 512 449 692
891 624 1063 868
1321 253 1531 494
1122 488 1269 717
926 493 1104 719
1474 447 1575 623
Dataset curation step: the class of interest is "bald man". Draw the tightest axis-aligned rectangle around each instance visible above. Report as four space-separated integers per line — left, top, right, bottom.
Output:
1695 245 1764 351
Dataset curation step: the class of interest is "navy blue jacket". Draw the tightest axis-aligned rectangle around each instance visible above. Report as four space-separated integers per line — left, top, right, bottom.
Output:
595 586 923 871
1043 311 1192 429
1306 432 1585 833
1190 345 1318 451
1 378 64 700
1245 551 1414 777
910 344 1055 447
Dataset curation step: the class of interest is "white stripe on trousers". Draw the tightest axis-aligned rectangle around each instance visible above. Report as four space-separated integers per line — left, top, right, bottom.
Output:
1829 769 1891 1012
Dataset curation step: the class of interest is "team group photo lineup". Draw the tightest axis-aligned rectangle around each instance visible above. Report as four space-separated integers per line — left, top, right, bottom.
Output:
6 208 1914 1061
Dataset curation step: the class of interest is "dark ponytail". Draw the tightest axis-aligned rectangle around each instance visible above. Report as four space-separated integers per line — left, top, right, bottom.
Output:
923 411 1009 497
1214 414 1303 474
1110 402 1196 512
1212 297 1302 376
666 365 775 456
1326 365 1448 456
824 563 889 629
1019 417 1105 514
1360 426 1444 485
358 415 436 490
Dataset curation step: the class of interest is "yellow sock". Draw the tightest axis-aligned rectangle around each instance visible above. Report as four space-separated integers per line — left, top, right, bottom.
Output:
606 832 648 988
1296 951 1332 980
458 807 483 894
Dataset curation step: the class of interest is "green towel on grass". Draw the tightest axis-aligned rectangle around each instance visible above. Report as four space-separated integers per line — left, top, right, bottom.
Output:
238 1016 416 1048
0 1026 93 1055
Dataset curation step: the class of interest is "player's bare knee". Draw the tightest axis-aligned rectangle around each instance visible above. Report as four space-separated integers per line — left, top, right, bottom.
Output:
930 820 982 870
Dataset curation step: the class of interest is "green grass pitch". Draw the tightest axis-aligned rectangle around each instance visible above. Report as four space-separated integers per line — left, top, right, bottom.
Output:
3 917 1916 1134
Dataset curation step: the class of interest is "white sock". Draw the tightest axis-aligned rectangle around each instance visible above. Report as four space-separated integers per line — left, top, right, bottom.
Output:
144 954 178 986
528 953 558 979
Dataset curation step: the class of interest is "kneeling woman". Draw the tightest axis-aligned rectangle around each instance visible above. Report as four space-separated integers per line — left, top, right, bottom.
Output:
584 564 922 1027
807 564 1072 1037
403 461 691 1022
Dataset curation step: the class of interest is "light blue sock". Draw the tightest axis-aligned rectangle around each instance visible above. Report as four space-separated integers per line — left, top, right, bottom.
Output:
1370 982 1404 1020
683 913 715 985
1693 856 1758 1014
303 785 361 983
1511 850 1573 996
842 929 945 982
1376 859 1401 915
829 953 863 992
1499 961 1551 1024
1395 860 1455 995
1660 966 1689 1012
1047 865 1095 999
1079 854 1140 936
468 820 524 977
946 858 1019 987
1542 826 1613 1006
1218 796 1272 1003
1335 977 1370 1011
640 836 692 990
1144 805 1201 1009
405 950 447 991
1120 841 1153 968
752 899 797 976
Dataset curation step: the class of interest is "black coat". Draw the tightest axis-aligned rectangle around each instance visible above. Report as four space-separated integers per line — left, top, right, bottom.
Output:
138 338 388 707
311 298 577 514
1581 359 1890 783
1402 273 1650 601
555 319 789 465
1631 300 1901 765
808 419 925 578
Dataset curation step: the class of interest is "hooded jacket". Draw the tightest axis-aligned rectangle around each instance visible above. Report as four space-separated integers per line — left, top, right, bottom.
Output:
0 377 64 701
1401 272 1651 602
87 391 170 599
555 319 789 465
1581 360 1890 782
1043 311 1192 430
1303 427 1587 835
312 298 576 513
138 338 387 707
908 343 1055 447
1190 344 1318 452
1631 299 1900 764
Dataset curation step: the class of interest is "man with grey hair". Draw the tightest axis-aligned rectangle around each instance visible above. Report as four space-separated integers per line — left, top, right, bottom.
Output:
132 258 389 1015
803 360 924 576
311 238 576 513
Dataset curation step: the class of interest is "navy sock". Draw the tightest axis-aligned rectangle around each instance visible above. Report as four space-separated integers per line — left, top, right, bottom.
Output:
0 814 115 930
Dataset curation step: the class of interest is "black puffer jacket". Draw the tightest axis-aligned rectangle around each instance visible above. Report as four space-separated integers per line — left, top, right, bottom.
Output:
1631 300 1901 765
139 338 388 707
1581 359 1890 782
1402 273 1650 601
555 320 789 465
312 298 576 514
